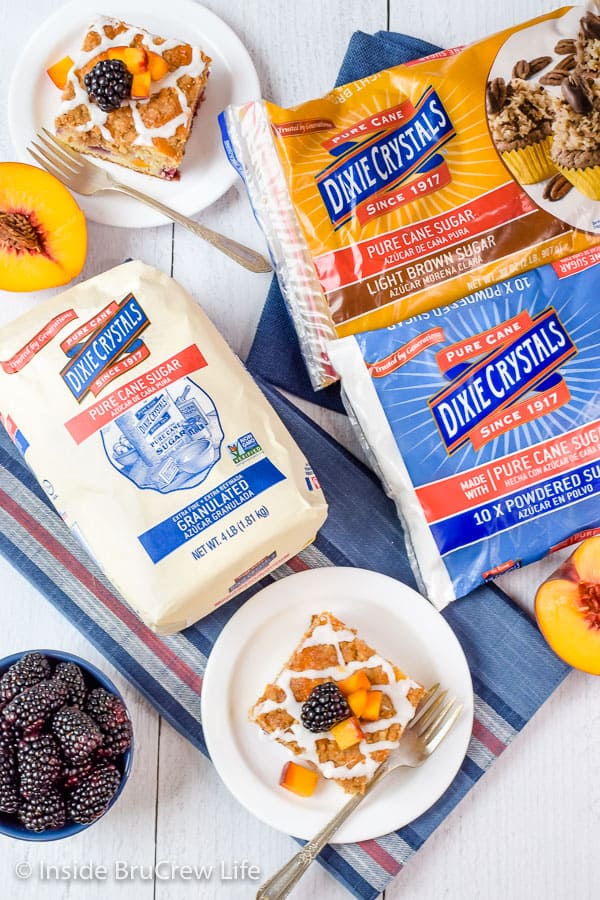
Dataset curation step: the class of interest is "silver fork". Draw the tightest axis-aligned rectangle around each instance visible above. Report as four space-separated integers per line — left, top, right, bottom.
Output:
28 129 272 274
256 684 463 900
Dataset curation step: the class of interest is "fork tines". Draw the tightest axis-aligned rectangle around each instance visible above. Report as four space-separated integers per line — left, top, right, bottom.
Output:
28 129 83 185
412 684 464 753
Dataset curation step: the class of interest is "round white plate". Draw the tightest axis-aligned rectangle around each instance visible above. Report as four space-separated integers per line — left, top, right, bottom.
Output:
8 0 260 228
201 567 473 843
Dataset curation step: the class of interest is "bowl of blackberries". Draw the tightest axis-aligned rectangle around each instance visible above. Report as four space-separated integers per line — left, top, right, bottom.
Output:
0 650 133 840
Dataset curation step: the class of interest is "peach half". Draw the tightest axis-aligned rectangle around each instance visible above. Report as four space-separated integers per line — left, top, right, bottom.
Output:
535 536 600 675
0 163 86 292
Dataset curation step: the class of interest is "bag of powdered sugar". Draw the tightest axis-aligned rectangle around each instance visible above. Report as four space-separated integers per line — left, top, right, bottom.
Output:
329 246 600 607
0 261 328 633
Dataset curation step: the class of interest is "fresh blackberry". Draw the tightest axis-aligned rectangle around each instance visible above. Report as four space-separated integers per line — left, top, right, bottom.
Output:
85 688 132 758
0 745 18 814
2 678 68 733
300 681 351 733
62 760 94 789
17 734 62 800
18 788 66 832
54 662 87 707
52 707 103 762
67 761 121 824
84 59 132 112
0 719 16 754
0 653 51 707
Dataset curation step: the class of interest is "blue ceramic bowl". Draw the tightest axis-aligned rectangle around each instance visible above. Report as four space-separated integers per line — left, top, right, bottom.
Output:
0 649 133 842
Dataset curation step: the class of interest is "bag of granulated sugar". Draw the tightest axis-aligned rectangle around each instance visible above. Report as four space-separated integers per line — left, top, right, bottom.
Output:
0 261 328 633
329 247 600 607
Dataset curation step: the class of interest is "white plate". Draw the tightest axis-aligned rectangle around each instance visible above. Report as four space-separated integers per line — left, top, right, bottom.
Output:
8 0 260 228
201 567 473 843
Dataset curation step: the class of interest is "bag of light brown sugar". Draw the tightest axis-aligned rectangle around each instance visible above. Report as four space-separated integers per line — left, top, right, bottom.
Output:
220 4 600 390
0 261 328 633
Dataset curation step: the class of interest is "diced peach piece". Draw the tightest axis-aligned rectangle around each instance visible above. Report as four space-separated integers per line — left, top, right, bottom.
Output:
347 689 368 718
107 46 128 63
331 717 364 751
46 55 73 90
279 761 319 797
124 47 148 74
108 46 148 74
131 71 151 99
152 137 178 159
147 50 169 81
337 670 371 696
361 691 382 721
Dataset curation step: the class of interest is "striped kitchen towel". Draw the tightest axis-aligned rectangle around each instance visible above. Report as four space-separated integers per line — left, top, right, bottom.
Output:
0 373 568 900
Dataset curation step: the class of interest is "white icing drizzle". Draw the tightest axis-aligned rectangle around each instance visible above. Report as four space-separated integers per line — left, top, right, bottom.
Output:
252 619 420 782
57 16 208 147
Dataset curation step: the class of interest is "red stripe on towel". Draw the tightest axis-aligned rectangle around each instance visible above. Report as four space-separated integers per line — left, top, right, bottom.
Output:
0 488 203 695
286 555 311 572
472 717 506 756
357 839 402 876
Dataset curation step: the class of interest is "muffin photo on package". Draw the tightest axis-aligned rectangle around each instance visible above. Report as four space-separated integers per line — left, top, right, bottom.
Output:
487 6 600 218
550 10 600 199
486 77 557 184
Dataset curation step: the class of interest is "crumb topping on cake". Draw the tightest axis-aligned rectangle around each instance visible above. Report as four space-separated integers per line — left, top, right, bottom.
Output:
250 612 424 793
54 16 210 179
57 17 209 149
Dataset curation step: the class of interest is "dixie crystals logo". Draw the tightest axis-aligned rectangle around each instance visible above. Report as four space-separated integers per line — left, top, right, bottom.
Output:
316 87 456 228
428 307 576 454
60 294 150 402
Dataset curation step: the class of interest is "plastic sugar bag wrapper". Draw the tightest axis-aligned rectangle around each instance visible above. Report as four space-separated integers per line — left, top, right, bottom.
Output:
0 261 328 633
220 4 600 390
328 247 600 607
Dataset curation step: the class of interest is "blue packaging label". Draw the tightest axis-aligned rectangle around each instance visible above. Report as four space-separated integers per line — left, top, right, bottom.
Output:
138 457 285 563
346 249 600 599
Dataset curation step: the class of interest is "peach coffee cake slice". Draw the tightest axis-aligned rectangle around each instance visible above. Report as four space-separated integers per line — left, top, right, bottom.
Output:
55 16 211 180
250 612 425 794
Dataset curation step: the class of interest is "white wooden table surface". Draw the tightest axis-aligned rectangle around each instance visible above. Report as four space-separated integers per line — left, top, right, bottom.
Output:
0 1 598 898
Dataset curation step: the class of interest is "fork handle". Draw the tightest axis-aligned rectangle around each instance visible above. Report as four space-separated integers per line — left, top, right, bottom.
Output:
111 182 272 274
256 764 389 900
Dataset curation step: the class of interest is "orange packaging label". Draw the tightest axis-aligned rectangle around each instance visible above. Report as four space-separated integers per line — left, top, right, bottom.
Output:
222 6 600 388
